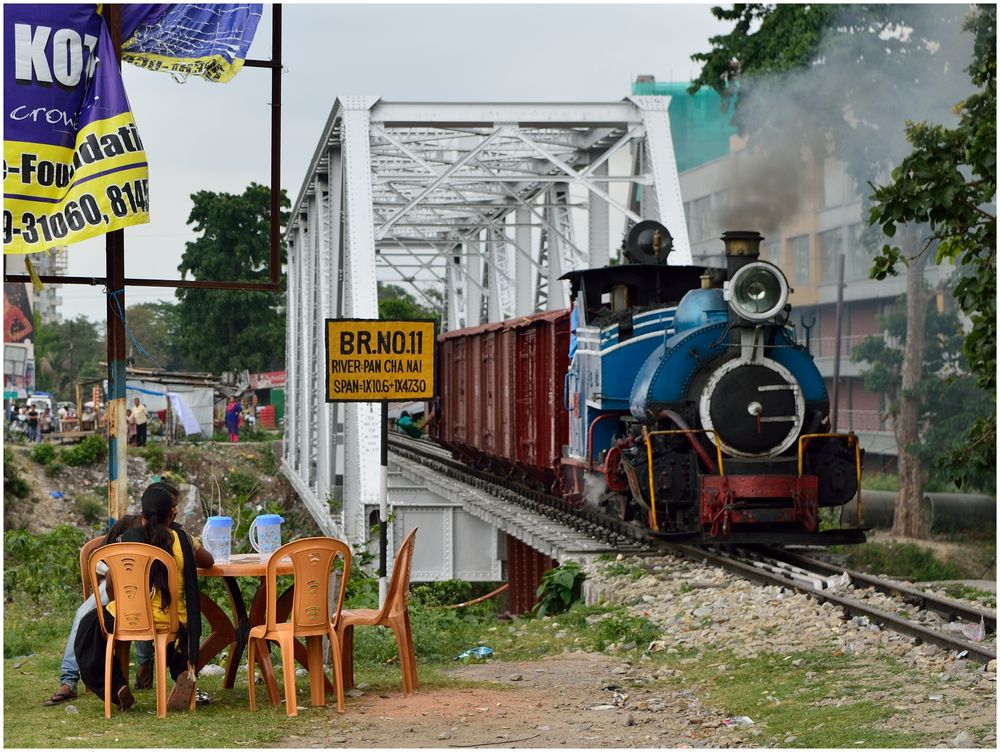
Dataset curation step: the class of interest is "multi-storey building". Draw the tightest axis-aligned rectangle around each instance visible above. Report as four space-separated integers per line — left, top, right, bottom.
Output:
4 248 66 325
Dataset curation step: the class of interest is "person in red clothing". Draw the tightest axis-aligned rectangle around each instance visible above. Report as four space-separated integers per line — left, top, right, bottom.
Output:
225 397 242 442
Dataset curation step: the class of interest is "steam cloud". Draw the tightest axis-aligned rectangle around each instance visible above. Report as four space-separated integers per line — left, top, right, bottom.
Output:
720 4 975 236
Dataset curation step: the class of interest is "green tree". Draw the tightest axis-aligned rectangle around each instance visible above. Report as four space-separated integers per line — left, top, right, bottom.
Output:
852 292 994 494
868 4 996 490
33 315 105 400
175 183 289 374
377 283 441 329
691 4 977 538
123 302 191 372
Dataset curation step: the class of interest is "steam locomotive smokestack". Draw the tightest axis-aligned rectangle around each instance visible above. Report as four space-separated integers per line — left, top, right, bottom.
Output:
722 230 764 281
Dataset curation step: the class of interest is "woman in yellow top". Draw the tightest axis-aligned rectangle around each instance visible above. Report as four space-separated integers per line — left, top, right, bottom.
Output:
75 483 213 711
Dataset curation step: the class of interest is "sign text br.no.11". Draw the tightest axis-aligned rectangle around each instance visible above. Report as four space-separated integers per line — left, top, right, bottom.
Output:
325 319 436 403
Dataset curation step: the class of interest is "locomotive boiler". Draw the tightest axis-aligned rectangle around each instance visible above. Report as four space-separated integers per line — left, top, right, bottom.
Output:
432 221 865 545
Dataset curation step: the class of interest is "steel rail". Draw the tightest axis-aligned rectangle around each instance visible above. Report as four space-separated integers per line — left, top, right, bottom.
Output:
387 435 651 550
673 544 996 665
758 546 997 635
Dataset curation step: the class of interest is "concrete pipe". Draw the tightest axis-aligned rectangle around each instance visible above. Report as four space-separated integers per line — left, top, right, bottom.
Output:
841 491 996 532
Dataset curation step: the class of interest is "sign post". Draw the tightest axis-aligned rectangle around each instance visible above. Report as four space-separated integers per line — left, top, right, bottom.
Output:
325 319 436 606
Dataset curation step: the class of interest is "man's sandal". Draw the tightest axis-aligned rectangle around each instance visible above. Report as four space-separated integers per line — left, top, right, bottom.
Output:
44 685 77 705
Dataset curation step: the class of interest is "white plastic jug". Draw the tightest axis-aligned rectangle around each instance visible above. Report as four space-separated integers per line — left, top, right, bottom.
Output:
202 516 233 564
248 514 284 560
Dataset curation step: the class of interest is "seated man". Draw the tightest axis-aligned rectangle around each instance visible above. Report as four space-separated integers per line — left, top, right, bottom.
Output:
396 410 425 439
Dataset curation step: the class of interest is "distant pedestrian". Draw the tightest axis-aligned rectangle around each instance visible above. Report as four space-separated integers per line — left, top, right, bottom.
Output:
225 397 242 443
132 398 149 447
26 405 39 442
126 409 137 446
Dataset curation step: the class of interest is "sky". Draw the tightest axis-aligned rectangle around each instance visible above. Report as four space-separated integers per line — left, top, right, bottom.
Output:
57 2 728 321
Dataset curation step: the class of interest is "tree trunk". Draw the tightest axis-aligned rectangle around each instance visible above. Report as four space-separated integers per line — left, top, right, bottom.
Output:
892 227 930 538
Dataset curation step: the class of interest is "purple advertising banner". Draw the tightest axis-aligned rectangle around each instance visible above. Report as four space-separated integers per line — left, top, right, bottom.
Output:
3 4 150 254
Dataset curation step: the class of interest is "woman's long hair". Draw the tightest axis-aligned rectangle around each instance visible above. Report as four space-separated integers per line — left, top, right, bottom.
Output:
140 484 176 610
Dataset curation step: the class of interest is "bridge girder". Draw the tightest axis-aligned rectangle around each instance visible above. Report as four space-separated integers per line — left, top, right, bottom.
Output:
284 97 689 546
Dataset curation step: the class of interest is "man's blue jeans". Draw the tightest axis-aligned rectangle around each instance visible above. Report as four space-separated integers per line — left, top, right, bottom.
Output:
60 582 152 690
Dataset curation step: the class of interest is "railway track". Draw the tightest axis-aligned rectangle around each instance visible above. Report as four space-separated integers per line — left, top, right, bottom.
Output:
679 544 996 665
388 434 997 664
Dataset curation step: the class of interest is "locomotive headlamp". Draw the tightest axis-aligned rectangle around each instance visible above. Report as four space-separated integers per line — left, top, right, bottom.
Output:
725 261 789 322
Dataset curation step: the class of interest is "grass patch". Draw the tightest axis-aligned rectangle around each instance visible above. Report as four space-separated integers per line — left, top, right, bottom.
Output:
658 650 929 748
2 603 356 748
940 583 996 609
599 555 646 581
831 542 967 580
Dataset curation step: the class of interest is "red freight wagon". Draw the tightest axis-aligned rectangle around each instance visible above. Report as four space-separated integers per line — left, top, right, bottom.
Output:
433 310 570 490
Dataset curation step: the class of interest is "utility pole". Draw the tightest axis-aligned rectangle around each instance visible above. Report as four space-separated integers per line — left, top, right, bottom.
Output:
105 4 129 523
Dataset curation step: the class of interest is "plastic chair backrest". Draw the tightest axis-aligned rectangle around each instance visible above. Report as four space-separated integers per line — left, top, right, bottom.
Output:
89 542 179 641
80 535 106 600
382 528 418 620
262 537 352 634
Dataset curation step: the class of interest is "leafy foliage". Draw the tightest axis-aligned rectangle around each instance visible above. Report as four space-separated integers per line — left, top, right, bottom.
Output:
533 561 585 618
851 293 994 492
121 301 192 371
4 448 31 499
61 434 107 467
3 525 87 608
377 283 441 328
175 182 289 374
28 442 56 466
868 5 996 483
32 315 105 400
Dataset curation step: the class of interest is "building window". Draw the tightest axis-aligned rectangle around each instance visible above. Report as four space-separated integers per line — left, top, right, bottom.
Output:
847 223 869 279
822 157 860 208
788 235 811 284
819 228 844 280
683 191 728 242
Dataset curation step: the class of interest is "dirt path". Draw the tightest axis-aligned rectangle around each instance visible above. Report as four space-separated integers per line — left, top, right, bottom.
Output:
273 653 751 749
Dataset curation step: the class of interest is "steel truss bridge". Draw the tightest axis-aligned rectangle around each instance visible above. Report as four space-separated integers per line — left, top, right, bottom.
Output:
283 97 690 557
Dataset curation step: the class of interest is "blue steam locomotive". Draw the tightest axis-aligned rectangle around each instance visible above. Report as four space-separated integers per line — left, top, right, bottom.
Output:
558 222 864 544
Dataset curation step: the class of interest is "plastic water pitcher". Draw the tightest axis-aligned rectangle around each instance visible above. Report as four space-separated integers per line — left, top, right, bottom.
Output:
202 516 233 564
249 514 284 560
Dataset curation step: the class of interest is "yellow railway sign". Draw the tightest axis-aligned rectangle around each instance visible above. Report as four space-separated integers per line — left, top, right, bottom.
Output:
325 319 436 402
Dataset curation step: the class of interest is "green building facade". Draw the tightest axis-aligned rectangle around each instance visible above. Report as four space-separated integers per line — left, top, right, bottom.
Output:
631 79 736 172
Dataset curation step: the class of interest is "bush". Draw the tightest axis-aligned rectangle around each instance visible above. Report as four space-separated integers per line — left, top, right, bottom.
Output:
257 446 278 475
44 459 65 478
29 443 56 466
4 449 30 499
75 494 105 527
3 526 87 608
533 561 586 618
227 469 258 499
62 435 107 466
143 444 164 473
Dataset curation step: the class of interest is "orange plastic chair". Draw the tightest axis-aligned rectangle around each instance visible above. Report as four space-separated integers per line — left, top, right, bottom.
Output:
337 527 418 695
87 542 186 719
80 535 106 599
247 537 352 717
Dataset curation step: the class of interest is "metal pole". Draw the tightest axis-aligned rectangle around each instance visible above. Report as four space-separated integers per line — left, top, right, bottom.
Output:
105 4 128 526
269 5 282 286
378 400 389 607
831 253 845 432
